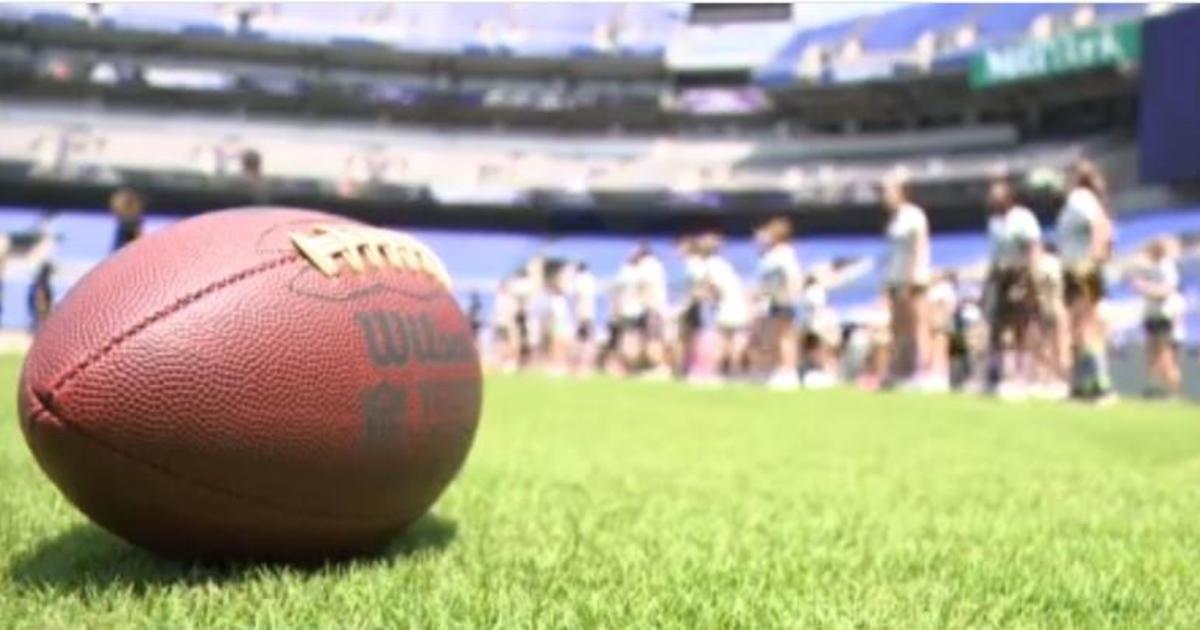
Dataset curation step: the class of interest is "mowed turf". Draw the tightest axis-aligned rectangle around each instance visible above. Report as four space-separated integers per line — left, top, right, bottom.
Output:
1 354 1199 629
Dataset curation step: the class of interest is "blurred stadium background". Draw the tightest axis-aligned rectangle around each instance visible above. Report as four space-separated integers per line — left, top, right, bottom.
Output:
0 2 1196 397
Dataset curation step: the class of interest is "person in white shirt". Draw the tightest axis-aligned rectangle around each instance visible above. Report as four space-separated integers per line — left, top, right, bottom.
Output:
1055 160 1115 402
675 235 708 377
797 274 840 388
1131 236 1185 397
754 217 803 390
697 233 750 380
509 262 541 369
925 271 959 393
982 178 1043 396
489 278 520 373
881 176 932 388
541 263 576 376
571 261 597 375
612 252 648 372
635 245 671 378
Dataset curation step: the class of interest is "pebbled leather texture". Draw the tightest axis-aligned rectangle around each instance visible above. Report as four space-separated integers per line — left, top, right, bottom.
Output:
18 207 482 560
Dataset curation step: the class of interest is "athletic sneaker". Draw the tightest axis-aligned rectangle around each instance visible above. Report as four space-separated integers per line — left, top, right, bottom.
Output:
994 380 1028 402
802 370 837 389
766 369 800 391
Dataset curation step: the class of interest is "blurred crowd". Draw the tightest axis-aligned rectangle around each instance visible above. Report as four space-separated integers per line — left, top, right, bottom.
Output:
477 160 1189 403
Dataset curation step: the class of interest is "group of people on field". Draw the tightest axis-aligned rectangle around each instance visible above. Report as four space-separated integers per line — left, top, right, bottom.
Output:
480 160 1188 402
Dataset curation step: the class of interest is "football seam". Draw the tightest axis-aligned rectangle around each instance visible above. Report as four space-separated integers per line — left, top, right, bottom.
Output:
50 254 301 394
29 387 409 525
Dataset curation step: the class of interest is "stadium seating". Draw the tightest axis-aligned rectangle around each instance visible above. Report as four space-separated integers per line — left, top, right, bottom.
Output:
1 2 682 57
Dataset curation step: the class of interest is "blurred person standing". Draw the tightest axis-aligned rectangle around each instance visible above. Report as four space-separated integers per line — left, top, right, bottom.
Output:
925 271 959 393
489 277 520 373
635 244 671 379
881 176 932 389
1131 236 1185 398
1056 160 1115 403
612 248 649 374
797 274 840 388
1029 242 1071 399
29 261 54 331
982 178 1042 397
675 235 708 378
697 233 750 382
541 264 576 377
753 216 803 390
570 261 598 375
109 187 144 251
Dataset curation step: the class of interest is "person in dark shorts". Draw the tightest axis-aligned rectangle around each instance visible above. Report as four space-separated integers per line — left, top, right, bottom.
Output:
982 178 1042 396
754 217 803 390
1131 236 1184 398
1055 160 1116 402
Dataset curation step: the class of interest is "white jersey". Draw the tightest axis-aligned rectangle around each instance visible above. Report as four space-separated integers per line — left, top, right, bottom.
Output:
991 206 1041 269
682 254 708 300
797 283 827 329
492 289 517 327
704 255 748 328
757 243 801 306
614 263 645 319
637 255 669 314
1141 258 1184 320
573 270 596 322
546 292 574 339
1056 187 1104 266
886 202 931 286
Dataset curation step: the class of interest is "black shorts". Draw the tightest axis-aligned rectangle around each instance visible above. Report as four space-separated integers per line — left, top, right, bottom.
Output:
767 303 796 321
887 283 928 301
576 319 593 343
681 302 703 332
619 314 648 333
1063 268 1105 305
1144 316 1175 339
994 268 1035 328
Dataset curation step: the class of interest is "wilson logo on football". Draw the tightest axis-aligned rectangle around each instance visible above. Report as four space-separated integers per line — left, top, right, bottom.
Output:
290 224 451 289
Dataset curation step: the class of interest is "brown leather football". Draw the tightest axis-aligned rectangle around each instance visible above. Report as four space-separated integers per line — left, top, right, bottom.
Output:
18 207 482 561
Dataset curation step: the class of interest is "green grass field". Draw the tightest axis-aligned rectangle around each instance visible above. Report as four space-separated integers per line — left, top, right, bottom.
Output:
2 354 1199 628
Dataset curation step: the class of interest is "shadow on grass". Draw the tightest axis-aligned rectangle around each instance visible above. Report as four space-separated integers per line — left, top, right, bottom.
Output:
7 513 457 595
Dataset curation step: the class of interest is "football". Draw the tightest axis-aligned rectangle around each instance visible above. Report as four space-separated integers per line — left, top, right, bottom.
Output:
17 207 482 561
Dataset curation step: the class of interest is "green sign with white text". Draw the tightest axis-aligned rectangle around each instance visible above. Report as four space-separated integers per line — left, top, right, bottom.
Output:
969 20 1142 88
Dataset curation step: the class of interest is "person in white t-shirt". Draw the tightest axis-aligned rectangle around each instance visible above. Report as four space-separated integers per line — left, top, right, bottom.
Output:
612 252 648 372
570 261 598 375
881 176 932 388
926 270 959 393
1131 236 1185 397
490 277 520 373
635 246 671 378
982 178 1043 396
541 263 576 376
797 274 840 388
1055 160 1115 402
697 233 750 381
676 235 708 377
754 216 803 390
